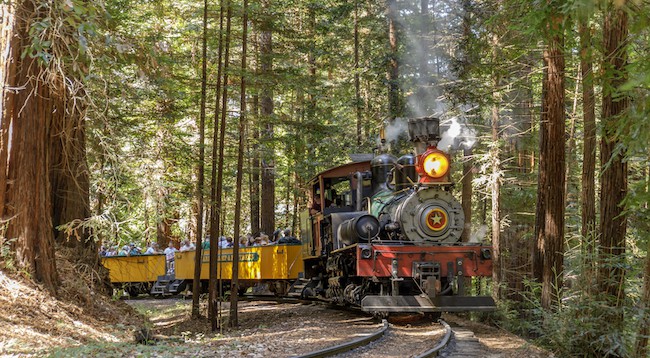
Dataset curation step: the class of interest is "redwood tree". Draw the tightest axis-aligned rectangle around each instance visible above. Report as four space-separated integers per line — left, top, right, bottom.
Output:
0 0 59 293
598 3 628 305
533 2 566 310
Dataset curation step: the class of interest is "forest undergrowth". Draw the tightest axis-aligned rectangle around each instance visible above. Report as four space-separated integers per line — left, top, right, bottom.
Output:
0 246 143 356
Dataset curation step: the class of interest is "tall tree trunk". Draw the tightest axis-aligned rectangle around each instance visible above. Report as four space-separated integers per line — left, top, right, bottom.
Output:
489 31 502 300
230 0 247 328
209 0 227 332
213 0 233 331
259 0 275 236
536 11 566 309
354 0 362 147
599 4 628 307
1 0 58 293
387 0 400 120
578 16 596 268
192 0 208 319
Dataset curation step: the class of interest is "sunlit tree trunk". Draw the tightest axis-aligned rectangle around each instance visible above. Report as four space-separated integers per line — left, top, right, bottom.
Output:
0 1 58 293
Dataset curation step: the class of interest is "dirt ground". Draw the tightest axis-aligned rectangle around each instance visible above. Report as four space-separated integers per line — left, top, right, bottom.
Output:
0 260 552 358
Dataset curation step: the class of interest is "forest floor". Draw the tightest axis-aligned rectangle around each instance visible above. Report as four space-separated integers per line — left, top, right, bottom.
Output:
0 249 143 357
0 251 551 357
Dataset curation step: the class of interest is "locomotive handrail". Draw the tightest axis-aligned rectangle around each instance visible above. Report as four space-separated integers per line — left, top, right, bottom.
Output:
414 319 452 358
292 319 388 358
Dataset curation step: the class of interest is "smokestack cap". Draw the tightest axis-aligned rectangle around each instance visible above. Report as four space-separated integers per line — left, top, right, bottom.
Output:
408 117 440 144
408 117 440 154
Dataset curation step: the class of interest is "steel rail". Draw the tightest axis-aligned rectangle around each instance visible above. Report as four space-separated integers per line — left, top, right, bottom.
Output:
414 319 452 358
292 319 389 358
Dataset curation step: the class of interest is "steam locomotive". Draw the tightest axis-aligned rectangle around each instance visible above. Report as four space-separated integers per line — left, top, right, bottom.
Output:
298 116 495 315
102 117 494 315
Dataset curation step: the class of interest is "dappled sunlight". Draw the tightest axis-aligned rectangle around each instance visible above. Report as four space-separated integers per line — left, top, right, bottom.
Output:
0 269 133 355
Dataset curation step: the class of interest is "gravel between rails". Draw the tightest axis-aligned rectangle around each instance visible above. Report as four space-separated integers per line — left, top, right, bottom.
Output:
334 319 445 358
127 298 384 357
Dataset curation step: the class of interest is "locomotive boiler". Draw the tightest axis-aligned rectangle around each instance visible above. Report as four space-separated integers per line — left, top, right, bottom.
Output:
298 116 495 315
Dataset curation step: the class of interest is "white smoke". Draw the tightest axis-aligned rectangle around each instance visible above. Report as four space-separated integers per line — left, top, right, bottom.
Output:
437 115 477 153
384 117 409 144
469 224 488 243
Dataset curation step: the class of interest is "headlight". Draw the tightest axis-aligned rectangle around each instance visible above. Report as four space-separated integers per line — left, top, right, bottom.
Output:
419 148 449 180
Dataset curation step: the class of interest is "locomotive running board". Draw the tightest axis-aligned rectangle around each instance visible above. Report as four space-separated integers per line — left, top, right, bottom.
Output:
361 295 496 312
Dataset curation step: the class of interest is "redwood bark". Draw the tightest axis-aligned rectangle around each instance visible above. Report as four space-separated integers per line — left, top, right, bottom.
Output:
538 23 566 310
599 6 628 305
1 0 59 293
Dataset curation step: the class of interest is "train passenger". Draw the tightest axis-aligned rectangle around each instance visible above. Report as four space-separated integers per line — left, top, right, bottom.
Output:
202 236 210 250
309 193 333 215
224 237 234 247
239 236 248 247
180 239 196 252
271 229 281 244
128 243 142 256
278 228 300 244
105 246 118 257
99 246 107 257
144 242 161 255
164 241 177 274
118 245 129 256
217 236 228 248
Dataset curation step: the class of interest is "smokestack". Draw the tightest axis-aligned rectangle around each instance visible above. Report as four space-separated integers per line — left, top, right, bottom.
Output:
407 117 440 154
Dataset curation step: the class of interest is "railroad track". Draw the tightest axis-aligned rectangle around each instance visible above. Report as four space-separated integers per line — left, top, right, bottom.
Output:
127 294 486 357
292 318 452 358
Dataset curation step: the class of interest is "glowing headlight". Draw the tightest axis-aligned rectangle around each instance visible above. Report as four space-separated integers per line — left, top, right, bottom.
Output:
421 150 449 179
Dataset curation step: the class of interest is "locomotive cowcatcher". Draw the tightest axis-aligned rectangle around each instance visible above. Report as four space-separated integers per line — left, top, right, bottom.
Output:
297 117 495 315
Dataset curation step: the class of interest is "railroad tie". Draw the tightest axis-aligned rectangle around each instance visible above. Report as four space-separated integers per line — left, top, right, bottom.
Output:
443 328 485 358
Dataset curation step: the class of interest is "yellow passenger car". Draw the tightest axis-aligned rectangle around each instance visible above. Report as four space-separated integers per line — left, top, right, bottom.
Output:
101 254 167 296
175 244 304 279
175 244 304 294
